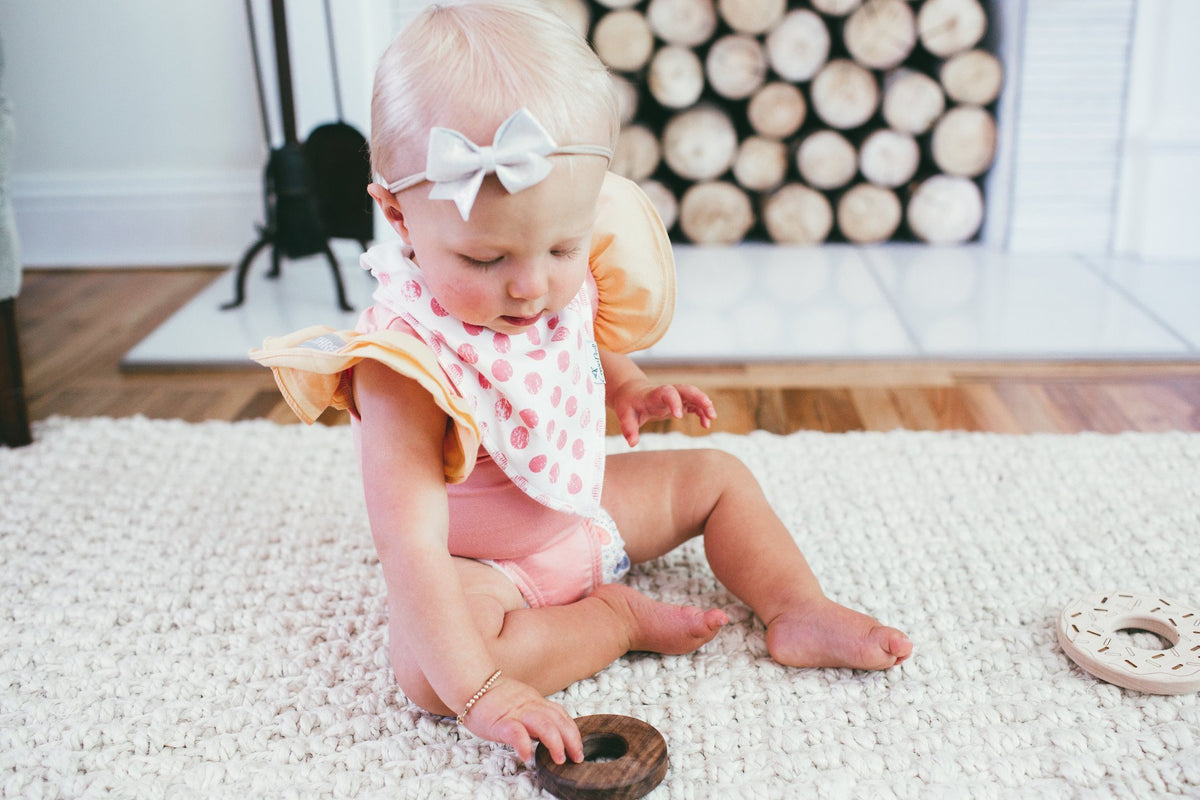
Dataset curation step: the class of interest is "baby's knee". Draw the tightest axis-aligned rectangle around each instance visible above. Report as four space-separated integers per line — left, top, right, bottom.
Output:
692 448 756 490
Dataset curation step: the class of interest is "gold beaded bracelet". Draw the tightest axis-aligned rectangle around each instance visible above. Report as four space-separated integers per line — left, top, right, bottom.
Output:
456 669 503 726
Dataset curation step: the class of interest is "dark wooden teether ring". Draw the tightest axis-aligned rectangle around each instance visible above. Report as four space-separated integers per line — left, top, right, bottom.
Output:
535 714 668 800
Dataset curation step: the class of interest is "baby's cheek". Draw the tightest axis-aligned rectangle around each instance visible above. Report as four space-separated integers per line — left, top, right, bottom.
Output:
552 260 590 308
433 277 494 321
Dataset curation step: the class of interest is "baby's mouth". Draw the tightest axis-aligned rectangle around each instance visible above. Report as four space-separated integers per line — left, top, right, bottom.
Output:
501 312 543 327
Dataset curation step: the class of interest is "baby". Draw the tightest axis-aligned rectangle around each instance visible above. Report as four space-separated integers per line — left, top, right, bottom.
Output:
254 0 910 768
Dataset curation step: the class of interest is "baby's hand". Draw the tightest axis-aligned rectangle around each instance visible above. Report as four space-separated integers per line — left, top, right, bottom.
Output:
611 379 717 446
461 676 583 765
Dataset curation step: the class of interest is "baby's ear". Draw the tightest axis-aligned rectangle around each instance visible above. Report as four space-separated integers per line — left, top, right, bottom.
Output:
367 183 410 241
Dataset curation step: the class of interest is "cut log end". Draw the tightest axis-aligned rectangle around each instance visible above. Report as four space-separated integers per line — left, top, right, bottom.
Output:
612 125 662 183
680 181 756 244
918 0 987 58
796 129 859 191
747 82 807 139
907 174 984 244
763 184 835 244
810 0 864 17
838 183 902 243
766 9 831 82
649 45 706 110
931 105 997 177
941 49 1004 106
647 0 719 47
706 34 769 101
733 136 789 193
593 9 655 72
859 129 920 188
844 0 917 70
639 179 679 231
662 106 740 182
718 0 787 35
811 59 880 130
882 69 946 134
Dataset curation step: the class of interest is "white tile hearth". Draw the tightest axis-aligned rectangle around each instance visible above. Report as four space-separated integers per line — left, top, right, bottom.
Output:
121 244 1199 370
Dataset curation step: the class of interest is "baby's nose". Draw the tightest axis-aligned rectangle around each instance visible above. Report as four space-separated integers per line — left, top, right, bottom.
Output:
507 260 549 300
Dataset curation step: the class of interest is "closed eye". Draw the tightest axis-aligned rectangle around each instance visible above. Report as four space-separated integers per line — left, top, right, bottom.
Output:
551 246 582 260
459 254 503 268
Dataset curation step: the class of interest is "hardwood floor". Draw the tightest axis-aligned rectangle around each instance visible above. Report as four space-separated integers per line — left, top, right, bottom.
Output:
14 268 1200 434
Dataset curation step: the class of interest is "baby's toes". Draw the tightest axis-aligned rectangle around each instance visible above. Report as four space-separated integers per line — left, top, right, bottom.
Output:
871 625 913 667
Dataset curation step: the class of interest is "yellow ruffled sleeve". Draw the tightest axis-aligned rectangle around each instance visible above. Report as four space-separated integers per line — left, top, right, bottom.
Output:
589 173 676 354
249 326 480 483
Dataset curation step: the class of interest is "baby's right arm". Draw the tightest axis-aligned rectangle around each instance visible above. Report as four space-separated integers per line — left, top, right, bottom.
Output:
352 360 582 764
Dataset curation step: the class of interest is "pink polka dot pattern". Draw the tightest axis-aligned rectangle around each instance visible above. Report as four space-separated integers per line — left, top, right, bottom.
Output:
511 426 529 449
377 250 607 518
492 359 513 382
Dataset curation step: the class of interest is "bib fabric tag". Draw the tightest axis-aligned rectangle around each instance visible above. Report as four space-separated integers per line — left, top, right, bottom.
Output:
588 342 606 385
299 333 347 352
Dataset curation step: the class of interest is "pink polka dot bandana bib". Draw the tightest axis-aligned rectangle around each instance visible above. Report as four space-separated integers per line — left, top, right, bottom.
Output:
367 244 606 518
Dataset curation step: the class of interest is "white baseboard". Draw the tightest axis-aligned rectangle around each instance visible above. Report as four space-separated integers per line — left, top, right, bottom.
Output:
12 170 265 268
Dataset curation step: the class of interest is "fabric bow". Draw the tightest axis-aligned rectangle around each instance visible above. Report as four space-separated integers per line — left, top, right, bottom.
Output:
424 108 558 221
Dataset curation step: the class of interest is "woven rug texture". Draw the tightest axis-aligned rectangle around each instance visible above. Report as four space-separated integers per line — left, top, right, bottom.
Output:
1 418 1198 799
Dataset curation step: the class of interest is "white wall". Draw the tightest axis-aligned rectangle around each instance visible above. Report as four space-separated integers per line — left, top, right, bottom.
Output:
1 0 395 266
999 0 1133 255
1000 0 1200 260
2 0 1197 266
1113 0 1200 261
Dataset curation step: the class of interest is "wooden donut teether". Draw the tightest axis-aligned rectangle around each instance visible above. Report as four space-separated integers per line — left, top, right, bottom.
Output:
1058 591 1200 695
535 714 668 800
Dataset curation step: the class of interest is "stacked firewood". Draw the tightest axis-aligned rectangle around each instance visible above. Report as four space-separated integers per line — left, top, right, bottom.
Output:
543 0 1001 244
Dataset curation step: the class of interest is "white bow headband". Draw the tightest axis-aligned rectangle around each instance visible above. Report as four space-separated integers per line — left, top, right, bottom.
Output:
381 108 613 221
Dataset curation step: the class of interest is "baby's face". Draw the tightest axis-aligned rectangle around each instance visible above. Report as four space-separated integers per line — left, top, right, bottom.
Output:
393 158 608 336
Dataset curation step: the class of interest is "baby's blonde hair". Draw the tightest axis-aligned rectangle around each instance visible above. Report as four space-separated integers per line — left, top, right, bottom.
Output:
371 0 620 183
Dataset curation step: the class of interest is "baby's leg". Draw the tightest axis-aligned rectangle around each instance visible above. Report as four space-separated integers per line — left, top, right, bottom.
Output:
390 558 725 716
603 449 911 670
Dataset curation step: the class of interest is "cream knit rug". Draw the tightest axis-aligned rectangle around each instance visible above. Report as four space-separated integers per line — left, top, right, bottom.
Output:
2 418 1198 799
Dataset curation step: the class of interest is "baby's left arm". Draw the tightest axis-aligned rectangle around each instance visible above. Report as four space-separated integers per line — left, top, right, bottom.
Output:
599 348 716 446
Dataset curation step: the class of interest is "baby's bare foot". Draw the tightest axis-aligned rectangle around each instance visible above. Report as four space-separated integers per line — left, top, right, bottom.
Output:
766 597 911 670
593 584 727 655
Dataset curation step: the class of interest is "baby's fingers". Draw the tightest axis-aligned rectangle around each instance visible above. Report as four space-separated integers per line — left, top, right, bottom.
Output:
648 385 684 419
676 385 717 423
490 717 536 763
523 708 583 765
618 406 642 447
